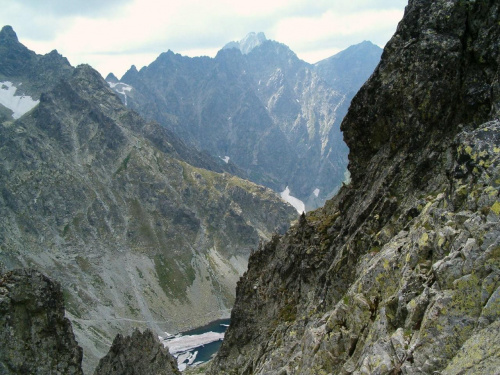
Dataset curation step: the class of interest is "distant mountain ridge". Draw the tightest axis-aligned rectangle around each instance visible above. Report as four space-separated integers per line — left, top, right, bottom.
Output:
315 40 383 94
109 35 382 210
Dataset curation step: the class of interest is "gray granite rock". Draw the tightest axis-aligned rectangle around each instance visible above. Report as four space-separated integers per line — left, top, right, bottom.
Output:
94 329 180 375
0 269 83 375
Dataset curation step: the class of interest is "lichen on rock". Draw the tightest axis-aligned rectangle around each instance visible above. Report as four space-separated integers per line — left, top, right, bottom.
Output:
209 0 500 374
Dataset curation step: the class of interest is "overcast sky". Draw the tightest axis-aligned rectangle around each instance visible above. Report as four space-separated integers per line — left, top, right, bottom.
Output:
0 0 407 78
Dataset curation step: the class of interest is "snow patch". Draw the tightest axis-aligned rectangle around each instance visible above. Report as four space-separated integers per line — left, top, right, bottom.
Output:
108 81 133 106
280 186 305 214
220 156 230 163
176 351 198 371
160 331 224 370
0 81 39 119
344 170 351 185
313 188 320 197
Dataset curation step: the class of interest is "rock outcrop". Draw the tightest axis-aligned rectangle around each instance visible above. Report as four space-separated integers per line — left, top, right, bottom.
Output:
0 269 83 375
94 329 180 375
210 0 500 374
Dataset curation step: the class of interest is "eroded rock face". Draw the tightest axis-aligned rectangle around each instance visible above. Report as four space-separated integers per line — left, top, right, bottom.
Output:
94 329 180 375
210 0 500 374
0 269 83 375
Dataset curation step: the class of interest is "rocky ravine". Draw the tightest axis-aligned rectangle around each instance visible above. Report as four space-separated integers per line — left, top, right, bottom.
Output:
110 36 382 209
210 0 500 374
0 29 297 373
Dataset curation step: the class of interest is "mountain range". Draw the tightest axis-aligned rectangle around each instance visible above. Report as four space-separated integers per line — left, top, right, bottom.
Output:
0 25 296 373
1 0 499 374
108 33 382 210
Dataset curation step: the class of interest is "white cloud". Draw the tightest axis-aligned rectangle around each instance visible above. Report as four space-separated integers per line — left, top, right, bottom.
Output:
0 0 407 77
274 9 403 43
271 8 404 63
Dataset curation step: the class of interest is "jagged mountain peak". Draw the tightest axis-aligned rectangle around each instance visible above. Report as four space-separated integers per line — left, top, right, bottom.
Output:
0 25 35 77
43 48 70 63
105 72 119 83
121 64 139 81
0 25 18 42
223 31 267 54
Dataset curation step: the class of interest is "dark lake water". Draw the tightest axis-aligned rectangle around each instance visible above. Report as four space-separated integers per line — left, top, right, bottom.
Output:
181 318 230 365
162 318 230 370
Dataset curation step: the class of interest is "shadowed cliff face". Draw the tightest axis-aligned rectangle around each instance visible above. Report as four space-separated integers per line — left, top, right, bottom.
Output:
343 0 499 187
0 269 84 375
210 1 500 374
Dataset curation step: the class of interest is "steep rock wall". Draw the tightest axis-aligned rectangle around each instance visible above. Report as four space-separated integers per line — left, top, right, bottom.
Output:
210 0 499 374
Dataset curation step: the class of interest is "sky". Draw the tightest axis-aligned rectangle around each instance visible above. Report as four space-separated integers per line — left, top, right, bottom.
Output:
0 0 407 78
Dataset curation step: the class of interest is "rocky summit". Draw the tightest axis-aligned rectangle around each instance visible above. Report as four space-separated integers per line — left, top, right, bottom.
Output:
0 33 296 373
0 269 83 375
0 25 73 110
94 329 180 375
109 36 382 209
210 0 500 374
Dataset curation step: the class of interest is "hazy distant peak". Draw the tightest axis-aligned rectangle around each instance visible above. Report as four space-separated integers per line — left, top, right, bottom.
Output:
0 25 18 42
314 40 383 93
316 40 382 65
105 73 119 83
223 32 267 54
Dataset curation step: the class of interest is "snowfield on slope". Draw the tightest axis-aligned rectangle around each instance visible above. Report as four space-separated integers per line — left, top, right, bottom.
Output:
280 186 305 214
0 81 39 119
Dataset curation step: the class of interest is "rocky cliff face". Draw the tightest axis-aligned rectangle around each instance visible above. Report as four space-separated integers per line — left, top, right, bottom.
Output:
0 269 83 374
210 0 500 374
110 37 381 209
0 34 296 373
94 329 180 375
